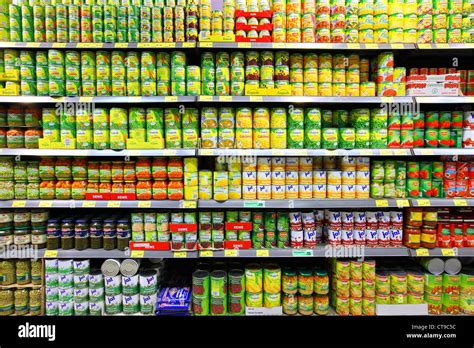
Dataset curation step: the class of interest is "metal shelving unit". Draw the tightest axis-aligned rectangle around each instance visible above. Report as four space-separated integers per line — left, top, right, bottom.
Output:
198 148 412 156
413 149 474 156
197 96 415 103
198 199 405 209
0 200 197 209
414 96 474 104
408 248 473 257
198 42 416 50
0 42 196 49
410 198 474 207
0 149 196 157
0 96 196 103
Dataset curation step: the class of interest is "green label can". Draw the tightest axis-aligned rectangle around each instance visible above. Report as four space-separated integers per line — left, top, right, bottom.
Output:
425 129 439 148
438 129 451 148
388 130 401 148
400 130 413 148
413 129 424 147
407 179 420 198
420 179 433 198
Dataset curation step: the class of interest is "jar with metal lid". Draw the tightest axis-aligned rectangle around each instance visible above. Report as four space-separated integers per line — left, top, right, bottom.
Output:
29 288 42 316
403 225 421 249
14 211 31 228
14 227 31 246
26 161 39 179
31 210 49 225
0 210 13 228
14 289 29 315
0 260 15 285
15 260 30 285
14 181 27 199
0 180 14 200
31 260 42 285
282 268 297 294
26 182 40 199
0 289 14 316
103 219 117 250
61 218 74 250
117 218 131 251
75 219 89 250
0 227 13 247
421 225 437 249
31 226 47 249
46 219 60 250
14 162 27 181
90 218 103 249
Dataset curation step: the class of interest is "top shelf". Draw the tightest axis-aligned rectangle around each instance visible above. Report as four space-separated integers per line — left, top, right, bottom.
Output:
0 42 472 50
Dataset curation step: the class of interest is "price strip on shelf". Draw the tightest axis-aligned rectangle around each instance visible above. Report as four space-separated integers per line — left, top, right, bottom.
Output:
224 249 239 257
130 250 145 258
379 149 392 156
219 96 233 102
174 251 187 258
346 43 360 49
272 43 286 49
396 199 410 208
12 201 26 208
292 250 314 257
249 96 263 102
375 199 389 207
394 149 408 155
200 96 213 101
182 43 195 48
52 43 67 48
421 149 434 155
77 43 103 48
114 43 128 48
44 250 58 258
415 248 430 257
238 42 252 48
272 149 285 156
200 250 213 257
453 199 467 207
26 43 41 47
365 44 379 49
107 201 121 208
138 201 151 208
244 201 265 208
199 42 213 48
82 201 96 208
441 248 457 256
79 97 93 103
391 44 404 49
164 96 178 102
358 149 373 156
417 199 431 207
39 201 53 208
164 149 177 156
180 200 197 209
256 250 269 257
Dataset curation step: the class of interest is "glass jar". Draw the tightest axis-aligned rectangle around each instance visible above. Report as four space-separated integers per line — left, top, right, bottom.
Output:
99 181 111 193
0 227 13 247
0 180 14 200
298 269 314 295
103 219 117 250
136 157 152 180
6 128 25 148
421 226 436 249
167 158 184 179
29 288 42 316
72 158 87 180
26 181 40 199
124 181 136 194
0 289 14 316
152 158 167 179
313 270 329 295
31 226 47 249
99 161 112 182
15 260 30 285
39 157 55 180
46 219 60 250
282 268 298 295
117 218 131 251
14 289 29 315
0 210 13 227
136 180 152 200
13 211 31 228
26 161 39 180
123 161 136 181
25 129 41 148
0 260 15 285
111 182 124 193
14 162 27 181
152 180 167 200
54 157 72 180
55 180 72 199
24 106 40 127
87 161 100 181
71 180 87 200
0 129 5 148
111 162 124 181
167 180 184 200
90 218 103 249
61 218 74 250
13 227 31 246
403 225 421 249
0 158 14 180
298 293 313 316
30 260 42 285
87 180 99 193
31 210 49 226
75 219 89 250
282 293 297 315
39 180 56 200
14 181 27 199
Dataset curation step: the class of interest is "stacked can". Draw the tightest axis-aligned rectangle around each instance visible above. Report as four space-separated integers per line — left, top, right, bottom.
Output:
286 0 301 43
65 51 80 97
122 269 140 315
55 4 67 43
211 212 225 249
192 270 210 315
263 265 281 308
358 0 374 43
141 51 156 96
250 212 263 248
104 5 116 43
245 264 263 308
198 0 211 39
48 49 65 97
443 161 470 198
370 108 388 148
253 107 270 148
376 52 395 96
126 51 140 96
128 6 140 42
351 108 369 148
68 5 80 43
171 51 186 96
45 259 59 316
139 6 151 43
209 270 227 315
88 270 104 316
235 107 252 149
80 4 92 43
303 108 320 148
270 108 287 148
73 260 90 316
263 212 276 247
42 108 60 143
60 107 76 147
165 107 183 147
111 51 125 96
93 108 110 149
198 211 212 247
227 269 245 315
201 52 214 96
91 5 103 43
174 6 185 42
402 0 417 43
117 6 127 42
108 108 126 150
183 157 198 200
163 6 174 42
303 54 318 96
245 51 260 92
183 107 199 148
75 107 93 149
154 52 168 96
9 4 22 42
345 0 359 42
81 51 96 97
217 107 235 148
96 51 111 96
330 0 345 43
200 107 217 148
460 0 472 43
33 5 45 42
275 51 290 91
103 263 122 315
0 0 9 41
58 260 74 316
19 51 36 96
301 0 315 42
21 5 34 42
216 52 230 96
272 0 286 42
151 6 163 42
373 0 388 44
290 53 304 95
186 4 199 42
463 110 474 147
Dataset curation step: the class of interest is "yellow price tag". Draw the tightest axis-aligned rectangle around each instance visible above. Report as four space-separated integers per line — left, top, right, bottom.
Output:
39 201 53 208
12 201 26 208
77 43 103 48
391 44 404 49
200 96 213 101
174 251 187 258
359 149 373 155
182 201 197 209
114 43 129 48
415 248 430 256
82 201 96 208
224 249 239 257
107 201 121 208
421 149 434 155
182 43 194 48
199 149 215 156
238 42 251 48
272 43 286 48
164 96 178 102
366 44 379 49
437 44 449 48
130 250 145 258
138 201 151 208
200 250 213 257
165 149 177 156
160 43 175 48
137 43 155 48
417 199 431 207
379 149 392 155
219 96 233 102
347 43 360 49
79 97 93 103
249 96 263 101
396 199 410 208
44 250 58 258
272 149 285 156
256 250 270 257
441 248 456 256
453 199 467 207
380 97 394 103
200 42 213 48
52 43 67 47
26 43 41 47
394 149 408 155
418 44 431 49
375 200 389 207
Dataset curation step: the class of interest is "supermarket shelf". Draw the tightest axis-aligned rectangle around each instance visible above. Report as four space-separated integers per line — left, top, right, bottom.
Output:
409 247 474 257
198 148 412 156
0 96 196 103
0 149 196 157
197 42 416 50
410 198 474 207
198 199 404 209
414 96 474 104
417 43 474 50
208 246 409 258
197 96 415 104
413 148 474 156
0 200 197 209
40 248 128 258
0 42 196 49
0 284 42 289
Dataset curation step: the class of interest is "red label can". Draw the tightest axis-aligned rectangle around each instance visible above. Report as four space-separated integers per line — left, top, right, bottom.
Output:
444 162 457 180
456 162 469 180
456 179 468 197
